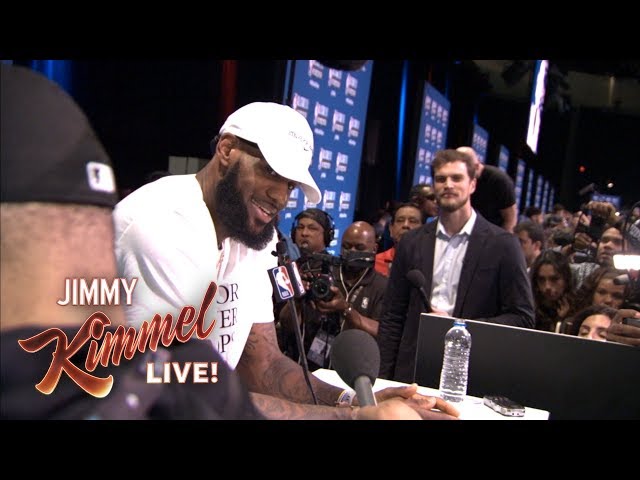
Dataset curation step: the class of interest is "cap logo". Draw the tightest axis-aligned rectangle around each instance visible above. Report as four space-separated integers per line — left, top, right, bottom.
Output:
289 130 313 154
86 162 116 194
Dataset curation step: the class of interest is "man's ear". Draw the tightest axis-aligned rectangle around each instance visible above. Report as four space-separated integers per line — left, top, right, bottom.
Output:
216 134 236 169
469 177 477 195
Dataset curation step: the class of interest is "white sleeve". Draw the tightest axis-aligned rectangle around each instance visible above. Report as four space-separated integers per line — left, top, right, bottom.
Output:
115 213 218 328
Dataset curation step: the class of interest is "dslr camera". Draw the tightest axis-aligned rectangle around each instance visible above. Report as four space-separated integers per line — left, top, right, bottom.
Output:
297 251 374 302
574 210 607 242
573 209 608 263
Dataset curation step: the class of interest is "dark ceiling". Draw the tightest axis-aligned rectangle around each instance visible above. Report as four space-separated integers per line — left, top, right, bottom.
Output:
553 60 640 80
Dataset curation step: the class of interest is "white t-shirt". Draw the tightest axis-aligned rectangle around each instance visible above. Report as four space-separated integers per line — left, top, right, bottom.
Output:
114 174 277 369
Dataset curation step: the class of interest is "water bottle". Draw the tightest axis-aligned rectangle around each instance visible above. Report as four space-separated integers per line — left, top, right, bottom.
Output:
438 319 472 403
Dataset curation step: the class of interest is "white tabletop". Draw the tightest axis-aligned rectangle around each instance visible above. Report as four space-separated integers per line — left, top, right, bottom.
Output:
312 368 549 420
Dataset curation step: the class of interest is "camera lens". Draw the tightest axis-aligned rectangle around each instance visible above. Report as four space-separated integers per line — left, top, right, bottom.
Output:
311 276 334 301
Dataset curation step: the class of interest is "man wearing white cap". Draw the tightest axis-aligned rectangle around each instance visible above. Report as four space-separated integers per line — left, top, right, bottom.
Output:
114 102 458 420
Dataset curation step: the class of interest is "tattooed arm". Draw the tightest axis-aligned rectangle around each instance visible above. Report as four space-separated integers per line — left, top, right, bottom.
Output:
236 322 345 406
249 392 355 420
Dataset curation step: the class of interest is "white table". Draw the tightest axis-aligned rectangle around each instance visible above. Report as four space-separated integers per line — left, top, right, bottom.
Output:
313 369 549 420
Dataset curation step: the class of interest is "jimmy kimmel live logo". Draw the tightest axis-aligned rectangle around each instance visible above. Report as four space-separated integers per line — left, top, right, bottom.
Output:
18 279 221 398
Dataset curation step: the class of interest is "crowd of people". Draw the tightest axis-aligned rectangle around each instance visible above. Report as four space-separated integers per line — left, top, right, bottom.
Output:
2 63 638 421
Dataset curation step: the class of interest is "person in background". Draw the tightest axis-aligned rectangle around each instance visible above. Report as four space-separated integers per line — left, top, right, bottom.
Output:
283 221 388 370
315 221 387 338
524 205 544 226
277 207 333 363
570 304 617 341
378 149 534 383
530 250 577 333
408 184 438 222
457 146 517 233
573 266 629 311
564 201 623 289
291 208 333 256
375 203 424 277
514 220 545 271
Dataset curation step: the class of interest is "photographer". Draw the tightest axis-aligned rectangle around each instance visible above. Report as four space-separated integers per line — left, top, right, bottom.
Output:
606 213 640 347
277 208 333 361
280 221 387 371
562 201 624 289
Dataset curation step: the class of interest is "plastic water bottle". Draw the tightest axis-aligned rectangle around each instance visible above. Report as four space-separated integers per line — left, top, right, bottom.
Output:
438 319 472 403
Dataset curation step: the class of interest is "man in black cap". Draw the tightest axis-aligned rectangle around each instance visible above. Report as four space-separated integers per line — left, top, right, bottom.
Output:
277 207 333 357
291 207 335 255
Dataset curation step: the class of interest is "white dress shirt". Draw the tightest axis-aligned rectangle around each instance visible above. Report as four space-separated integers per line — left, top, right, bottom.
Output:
430 209 477 316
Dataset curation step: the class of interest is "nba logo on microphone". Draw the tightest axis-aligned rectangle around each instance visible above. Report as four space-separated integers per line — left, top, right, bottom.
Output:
269 266 295 302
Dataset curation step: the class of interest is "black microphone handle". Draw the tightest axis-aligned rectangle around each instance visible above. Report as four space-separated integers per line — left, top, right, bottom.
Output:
418 287 431 312
353 375 377 407
287 297 319 405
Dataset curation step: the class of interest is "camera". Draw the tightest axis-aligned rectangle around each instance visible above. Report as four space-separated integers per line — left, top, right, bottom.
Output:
297 250 374 302
309 273 336 301
573 245 597 264
573 209 608 263
575 209 607 242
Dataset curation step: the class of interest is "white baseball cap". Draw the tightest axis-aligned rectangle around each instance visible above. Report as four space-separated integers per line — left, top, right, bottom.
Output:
219 102 321 205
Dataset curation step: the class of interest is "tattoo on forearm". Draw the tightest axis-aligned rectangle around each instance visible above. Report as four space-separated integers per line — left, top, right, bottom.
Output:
237 323 343 405
250 393 354 420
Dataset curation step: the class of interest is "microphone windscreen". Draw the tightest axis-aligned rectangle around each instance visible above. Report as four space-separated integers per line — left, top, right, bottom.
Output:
331 329 380 388
276 240 288 256
407 269 427 289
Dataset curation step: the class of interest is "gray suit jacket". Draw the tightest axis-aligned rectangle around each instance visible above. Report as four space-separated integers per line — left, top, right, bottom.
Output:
377 213 534 383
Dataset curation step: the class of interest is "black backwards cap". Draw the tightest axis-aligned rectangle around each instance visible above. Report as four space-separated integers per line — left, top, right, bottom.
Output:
297 208 332 233
1 64 118 208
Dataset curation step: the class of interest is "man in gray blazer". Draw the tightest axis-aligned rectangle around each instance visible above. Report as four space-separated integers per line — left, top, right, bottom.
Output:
378 149 534 383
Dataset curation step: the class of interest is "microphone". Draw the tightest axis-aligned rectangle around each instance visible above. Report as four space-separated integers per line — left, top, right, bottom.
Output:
330 329 380 407
268 234 317 404
276 239 288 259
268 263 306 302
273 229 301 263
407 269 431 312
271 233 305 300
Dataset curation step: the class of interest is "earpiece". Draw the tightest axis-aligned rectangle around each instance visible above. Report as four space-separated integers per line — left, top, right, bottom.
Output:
291 208 335 246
